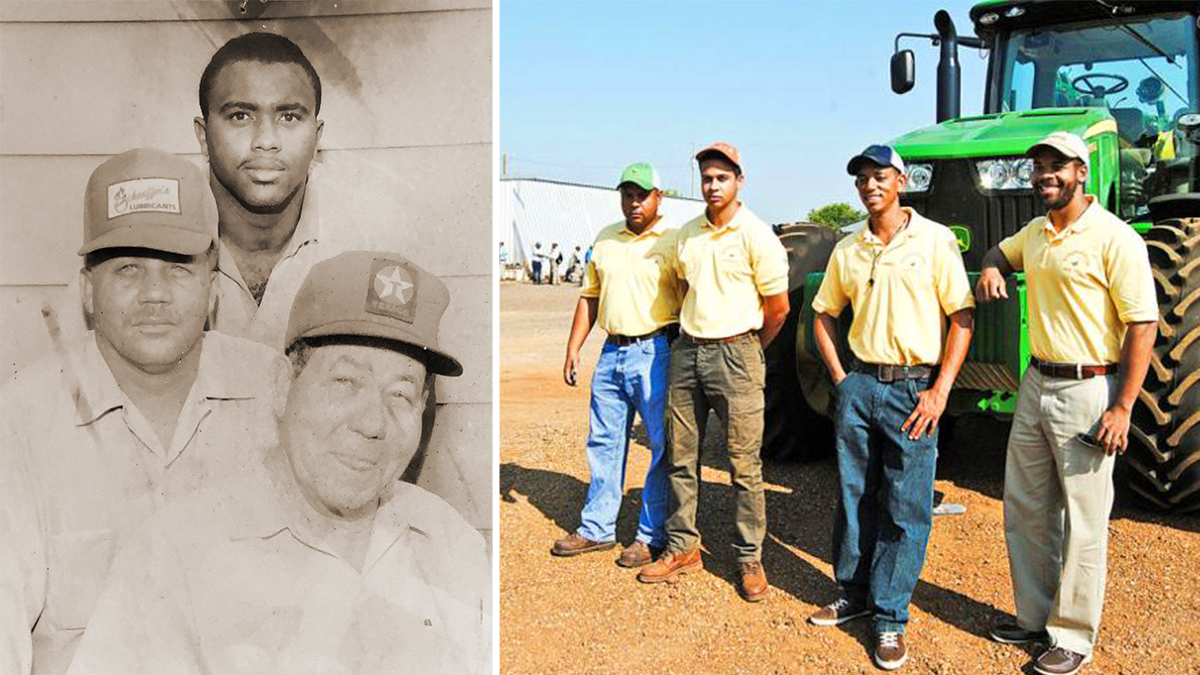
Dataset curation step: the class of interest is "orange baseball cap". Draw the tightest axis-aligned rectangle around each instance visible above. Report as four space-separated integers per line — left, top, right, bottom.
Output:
695 142 741 171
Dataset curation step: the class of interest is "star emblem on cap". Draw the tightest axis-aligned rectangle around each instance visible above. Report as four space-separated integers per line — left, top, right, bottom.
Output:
375 266 414 304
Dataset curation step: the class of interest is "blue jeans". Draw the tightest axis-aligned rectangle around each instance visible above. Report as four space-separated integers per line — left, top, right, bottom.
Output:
831 371 938 634
577 334 671 547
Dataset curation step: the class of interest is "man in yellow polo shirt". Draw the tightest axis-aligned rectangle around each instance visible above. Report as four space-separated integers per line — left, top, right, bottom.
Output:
977 131 1156 675
637 143 789 602
807 144 974 671
551 162 682 568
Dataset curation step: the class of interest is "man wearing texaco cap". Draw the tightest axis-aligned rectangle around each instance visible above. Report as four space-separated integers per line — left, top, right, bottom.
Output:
638 143 789 602
70 250 491 675
0 148 289 674
977 131 1156 675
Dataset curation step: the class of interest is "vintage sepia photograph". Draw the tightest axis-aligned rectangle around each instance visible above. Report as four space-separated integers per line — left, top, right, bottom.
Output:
0 1 492 673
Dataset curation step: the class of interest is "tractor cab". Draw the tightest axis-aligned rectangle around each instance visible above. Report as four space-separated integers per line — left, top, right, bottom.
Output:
981 2 1199 219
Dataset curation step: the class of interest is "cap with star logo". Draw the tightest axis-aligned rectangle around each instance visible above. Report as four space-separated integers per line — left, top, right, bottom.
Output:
285 250 463 377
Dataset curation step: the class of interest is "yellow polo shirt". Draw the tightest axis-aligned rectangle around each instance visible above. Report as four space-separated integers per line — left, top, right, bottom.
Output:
674 205 789 338
998 196 1156 364
812 208 975 366
581 218 683 336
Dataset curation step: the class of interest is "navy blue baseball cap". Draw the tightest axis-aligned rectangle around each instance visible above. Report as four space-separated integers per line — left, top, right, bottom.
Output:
847 144 906 175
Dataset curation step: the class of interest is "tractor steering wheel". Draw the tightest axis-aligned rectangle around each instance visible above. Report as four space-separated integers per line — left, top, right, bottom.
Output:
1071 73 1129 98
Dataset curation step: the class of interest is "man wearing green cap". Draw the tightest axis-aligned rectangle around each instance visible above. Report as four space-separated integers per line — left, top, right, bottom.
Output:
551 162 682 568
0 149 289 675
69 250 490 675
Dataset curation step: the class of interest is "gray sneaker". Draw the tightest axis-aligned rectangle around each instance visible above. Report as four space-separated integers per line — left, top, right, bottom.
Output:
874 631 908 671
808 597 870 626
1034 647 1091 675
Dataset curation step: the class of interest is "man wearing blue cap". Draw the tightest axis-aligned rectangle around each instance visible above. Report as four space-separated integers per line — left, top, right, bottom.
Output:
0 149 288 675
69 251 490 675
808 144 974 671
552 162 681 568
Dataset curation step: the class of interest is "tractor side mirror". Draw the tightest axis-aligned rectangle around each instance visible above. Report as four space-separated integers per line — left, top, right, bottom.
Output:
891 50 915 94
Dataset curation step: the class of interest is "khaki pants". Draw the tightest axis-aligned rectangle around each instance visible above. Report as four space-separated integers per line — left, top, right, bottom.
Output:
664 333 766 562
1003 367 1117 657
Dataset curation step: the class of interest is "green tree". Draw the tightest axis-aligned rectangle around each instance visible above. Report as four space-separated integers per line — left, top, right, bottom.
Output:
806 202 867 228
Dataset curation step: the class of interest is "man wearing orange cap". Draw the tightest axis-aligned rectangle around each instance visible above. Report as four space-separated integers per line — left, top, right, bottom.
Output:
638 143 789 602
69 251 490 675
0 149 289 675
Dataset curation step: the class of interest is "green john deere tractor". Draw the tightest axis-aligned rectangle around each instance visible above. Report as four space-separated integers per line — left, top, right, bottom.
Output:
764 0 1199 513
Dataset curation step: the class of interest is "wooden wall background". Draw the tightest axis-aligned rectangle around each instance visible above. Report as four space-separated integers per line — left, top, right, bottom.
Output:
0 0 493 549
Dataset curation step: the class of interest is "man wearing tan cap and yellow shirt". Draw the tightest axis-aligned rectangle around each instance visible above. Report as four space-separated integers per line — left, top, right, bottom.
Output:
807 144 974 671
638 143 789 602
0 149 288 675
977 131 1156 675
69 250 489 675
551 162 681 568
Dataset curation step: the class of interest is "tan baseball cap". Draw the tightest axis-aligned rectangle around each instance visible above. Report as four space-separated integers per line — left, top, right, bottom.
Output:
1026 131 1090 168
695 142 741 171
285 250 463 377
79 148 217 257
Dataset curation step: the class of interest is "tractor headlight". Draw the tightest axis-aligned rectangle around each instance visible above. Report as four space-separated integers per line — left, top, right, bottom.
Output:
904 163 933 193
976 158 1033 190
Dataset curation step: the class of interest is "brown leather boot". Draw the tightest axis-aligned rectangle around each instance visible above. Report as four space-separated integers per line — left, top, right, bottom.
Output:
551 533 615 557
636 547 701 583
739 561 769 601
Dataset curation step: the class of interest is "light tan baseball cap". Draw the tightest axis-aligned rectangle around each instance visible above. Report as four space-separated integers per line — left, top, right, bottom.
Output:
285 251 463 377
79 148 217 257
1026 131 1090 169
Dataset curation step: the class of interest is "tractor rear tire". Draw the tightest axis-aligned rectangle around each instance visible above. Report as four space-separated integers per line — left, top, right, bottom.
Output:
763 223 840 461
1125 217 1200 513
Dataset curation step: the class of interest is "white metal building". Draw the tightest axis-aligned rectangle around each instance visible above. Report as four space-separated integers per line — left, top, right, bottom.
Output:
499 176 706 266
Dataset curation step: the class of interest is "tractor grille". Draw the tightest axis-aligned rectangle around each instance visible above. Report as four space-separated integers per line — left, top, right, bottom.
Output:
901 159 1041 271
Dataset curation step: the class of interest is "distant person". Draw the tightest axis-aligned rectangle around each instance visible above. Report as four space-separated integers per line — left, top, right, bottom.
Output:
977 132 1156 675
68 251 490 675
552 162 681 568
563 245 584 284
548 242 562 285
1 149 288 675
532 242 545 284
808 145 975 671
637 143 788 603
499 241 509 267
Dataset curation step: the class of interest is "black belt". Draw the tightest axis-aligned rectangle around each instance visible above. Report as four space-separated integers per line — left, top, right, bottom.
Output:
607 327 672 346
682 329 757 345
1030 357 1118 380
854 363 935 382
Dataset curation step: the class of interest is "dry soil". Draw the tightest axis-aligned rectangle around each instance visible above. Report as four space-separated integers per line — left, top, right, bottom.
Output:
499 281 1200 675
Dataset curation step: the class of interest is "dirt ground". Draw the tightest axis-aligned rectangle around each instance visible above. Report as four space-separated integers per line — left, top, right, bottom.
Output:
499 282 1200 675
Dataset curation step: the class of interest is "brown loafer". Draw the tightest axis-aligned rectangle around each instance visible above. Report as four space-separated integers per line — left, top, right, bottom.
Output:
1034 647 1091 675
616 541 663 568
551 532 616 557
739 561 769 602
637 547 702 583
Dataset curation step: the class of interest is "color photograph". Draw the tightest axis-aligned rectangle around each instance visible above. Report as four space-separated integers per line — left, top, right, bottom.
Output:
499 1 1199 673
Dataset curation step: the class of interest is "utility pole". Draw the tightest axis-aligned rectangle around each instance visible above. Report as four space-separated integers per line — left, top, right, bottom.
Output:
502 152 507 175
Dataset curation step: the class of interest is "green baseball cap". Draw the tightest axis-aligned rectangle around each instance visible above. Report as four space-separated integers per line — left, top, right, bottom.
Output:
616 162 661 191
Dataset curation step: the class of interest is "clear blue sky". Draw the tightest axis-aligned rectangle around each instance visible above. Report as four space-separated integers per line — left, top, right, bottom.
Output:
500 0 989 224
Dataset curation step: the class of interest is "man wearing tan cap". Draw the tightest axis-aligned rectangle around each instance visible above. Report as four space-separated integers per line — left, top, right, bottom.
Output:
977 131 1156 675
552 162 681 567
638 143 789 602
69 251 490 675
0 149 289 675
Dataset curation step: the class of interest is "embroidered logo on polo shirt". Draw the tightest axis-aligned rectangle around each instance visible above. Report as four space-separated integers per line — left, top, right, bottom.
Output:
365 258 419 324
901 252 925 272
107 178 180 219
